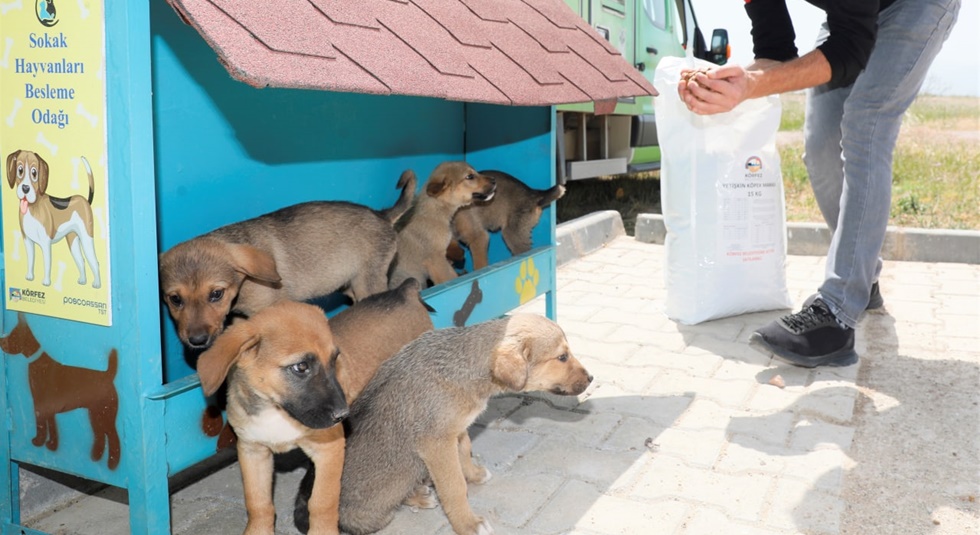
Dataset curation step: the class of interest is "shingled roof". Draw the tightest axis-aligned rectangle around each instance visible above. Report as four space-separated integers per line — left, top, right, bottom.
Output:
165 0 657 106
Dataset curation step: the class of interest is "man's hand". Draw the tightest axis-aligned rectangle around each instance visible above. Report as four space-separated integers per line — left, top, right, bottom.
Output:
677 54 828 116
677 64 756 116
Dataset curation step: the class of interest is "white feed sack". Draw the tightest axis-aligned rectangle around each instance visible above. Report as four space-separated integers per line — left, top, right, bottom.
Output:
653 56 792 324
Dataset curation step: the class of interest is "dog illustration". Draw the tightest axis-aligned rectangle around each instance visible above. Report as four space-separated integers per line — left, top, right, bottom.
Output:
5 150 101 288
159 171 415 350
388 162 496 289
0 312 120 470
199 280 433 535
450 170 565 270
331 314 592 535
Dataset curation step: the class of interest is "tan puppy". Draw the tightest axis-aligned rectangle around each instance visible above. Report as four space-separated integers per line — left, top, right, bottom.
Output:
450 170 565 270
160 172 414 349
5 150 101 288
334 314 593 535
198 280 434 535
197 301 349 535
388 162 496 288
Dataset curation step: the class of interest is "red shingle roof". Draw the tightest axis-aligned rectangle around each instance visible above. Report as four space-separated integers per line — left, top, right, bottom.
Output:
165 0 657 106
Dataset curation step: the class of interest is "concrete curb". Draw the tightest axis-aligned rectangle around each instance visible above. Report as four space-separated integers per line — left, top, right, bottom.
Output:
633 213 980 265
555 210 626 266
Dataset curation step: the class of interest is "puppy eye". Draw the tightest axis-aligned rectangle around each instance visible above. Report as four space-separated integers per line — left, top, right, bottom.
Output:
557 353 569 362
16 164 23 178
30 166 37 182
167 294 183 308
465 173 475 180
208 289 224 302
289 361 310 375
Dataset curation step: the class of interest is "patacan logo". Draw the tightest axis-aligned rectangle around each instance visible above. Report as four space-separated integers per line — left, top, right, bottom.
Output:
35 0 59 27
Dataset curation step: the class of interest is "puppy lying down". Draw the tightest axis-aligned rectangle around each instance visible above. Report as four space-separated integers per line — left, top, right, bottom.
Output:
296 314 592 535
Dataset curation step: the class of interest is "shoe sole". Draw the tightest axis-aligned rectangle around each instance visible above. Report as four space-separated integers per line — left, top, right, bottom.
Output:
748 333 859 368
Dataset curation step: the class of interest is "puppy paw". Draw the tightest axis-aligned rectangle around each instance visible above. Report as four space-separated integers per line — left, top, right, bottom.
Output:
403 484 438 511
472 517 494 535
464 465 492 485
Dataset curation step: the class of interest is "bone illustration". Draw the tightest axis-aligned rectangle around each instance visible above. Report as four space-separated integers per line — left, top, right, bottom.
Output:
0 36 13 68
53 262 67 292
0 1 22 18
5 98 22 127
35 132 58 156
76 103 98 128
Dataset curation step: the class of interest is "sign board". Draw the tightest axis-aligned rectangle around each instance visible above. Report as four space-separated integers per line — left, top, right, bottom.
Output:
0 0 111 325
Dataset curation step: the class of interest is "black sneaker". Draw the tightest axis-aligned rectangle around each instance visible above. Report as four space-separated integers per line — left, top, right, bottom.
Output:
803 281 883 311
749 298 858 368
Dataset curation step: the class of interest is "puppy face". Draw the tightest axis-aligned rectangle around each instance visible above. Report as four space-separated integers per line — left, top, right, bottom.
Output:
425 161 496 208
197 301 349 429
6 150 48 207
159 238 281 349
492 314 592 396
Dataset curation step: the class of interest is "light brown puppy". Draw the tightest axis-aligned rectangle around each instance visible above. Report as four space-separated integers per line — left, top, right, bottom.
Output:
198 280 434 535
389 162 496 288
197 301 349 535
450 170 565 270
334 314 593 535
6 150 101 288
160 172 414 349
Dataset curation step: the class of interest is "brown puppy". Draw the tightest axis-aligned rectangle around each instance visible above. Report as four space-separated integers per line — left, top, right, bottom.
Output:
450 170 565 270
6 150 101 288
335 314 592 535
160 172 414 349
199 280 434 535
388 162 496 288
198 301 349 535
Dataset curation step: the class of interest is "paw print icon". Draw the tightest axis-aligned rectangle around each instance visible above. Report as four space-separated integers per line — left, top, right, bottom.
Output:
514 258 540 304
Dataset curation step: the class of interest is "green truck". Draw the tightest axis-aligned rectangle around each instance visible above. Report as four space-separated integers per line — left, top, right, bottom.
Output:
559 0 728 181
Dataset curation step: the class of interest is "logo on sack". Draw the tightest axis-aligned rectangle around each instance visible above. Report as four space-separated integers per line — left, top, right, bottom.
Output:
745 156 763 173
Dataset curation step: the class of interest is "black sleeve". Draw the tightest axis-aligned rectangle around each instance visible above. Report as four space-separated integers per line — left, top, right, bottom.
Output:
817 1 880 89
744 0 799 62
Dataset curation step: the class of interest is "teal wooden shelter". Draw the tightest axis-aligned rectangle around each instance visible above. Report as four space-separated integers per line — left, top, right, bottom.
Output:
0 1 654 533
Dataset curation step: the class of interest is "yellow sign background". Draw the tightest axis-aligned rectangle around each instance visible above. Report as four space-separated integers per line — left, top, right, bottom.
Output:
0 0 111 325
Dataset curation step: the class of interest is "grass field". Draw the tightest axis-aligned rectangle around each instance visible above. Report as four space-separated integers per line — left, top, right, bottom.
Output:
557 93 979 233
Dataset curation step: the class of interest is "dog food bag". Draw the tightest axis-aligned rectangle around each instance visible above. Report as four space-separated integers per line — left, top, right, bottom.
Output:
653 56 792 324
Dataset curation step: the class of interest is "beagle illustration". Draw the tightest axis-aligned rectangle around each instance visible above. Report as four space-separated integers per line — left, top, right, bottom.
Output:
5 149 101 288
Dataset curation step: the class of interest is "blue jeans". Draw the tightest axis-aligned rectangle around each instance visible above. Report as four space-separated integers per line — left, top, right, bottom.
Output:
802 0 960 328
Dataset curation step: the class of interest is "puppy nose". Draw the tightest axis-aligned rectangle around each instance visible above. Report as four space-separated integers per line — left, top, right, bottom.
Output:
21 184 29 194
188 333 210 347
587 374 594 383
332 407 350 423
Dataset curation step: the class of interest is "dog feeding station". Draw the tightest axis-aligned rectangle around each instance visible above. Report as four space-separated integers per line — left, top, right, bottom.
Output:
0 1 655 533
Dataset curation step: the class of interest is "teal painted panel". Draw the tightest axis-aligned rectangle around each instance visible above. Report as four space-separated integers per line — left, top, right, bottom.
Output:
422 247 555 329
150 1 466 251
461 104 558 294
152 377 230 476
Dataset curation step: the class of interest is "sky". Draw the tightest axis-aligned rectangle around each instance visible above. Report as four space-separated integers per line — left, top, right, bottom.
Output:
692 0 979 97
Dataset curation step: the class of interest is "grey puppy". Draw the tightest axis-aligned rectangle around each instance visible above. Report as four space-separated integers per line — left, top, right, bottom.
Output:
160 171 415 349
450 170 565 270
331 314 593 535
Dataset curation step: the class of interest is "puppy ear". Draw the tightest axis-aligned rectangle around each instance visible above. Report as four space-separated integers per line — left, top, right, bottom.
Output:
426 175 448 197
491 334 529 391
5 151 19 189
197 322 260 397
225 243 282 284
35 154 48 194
